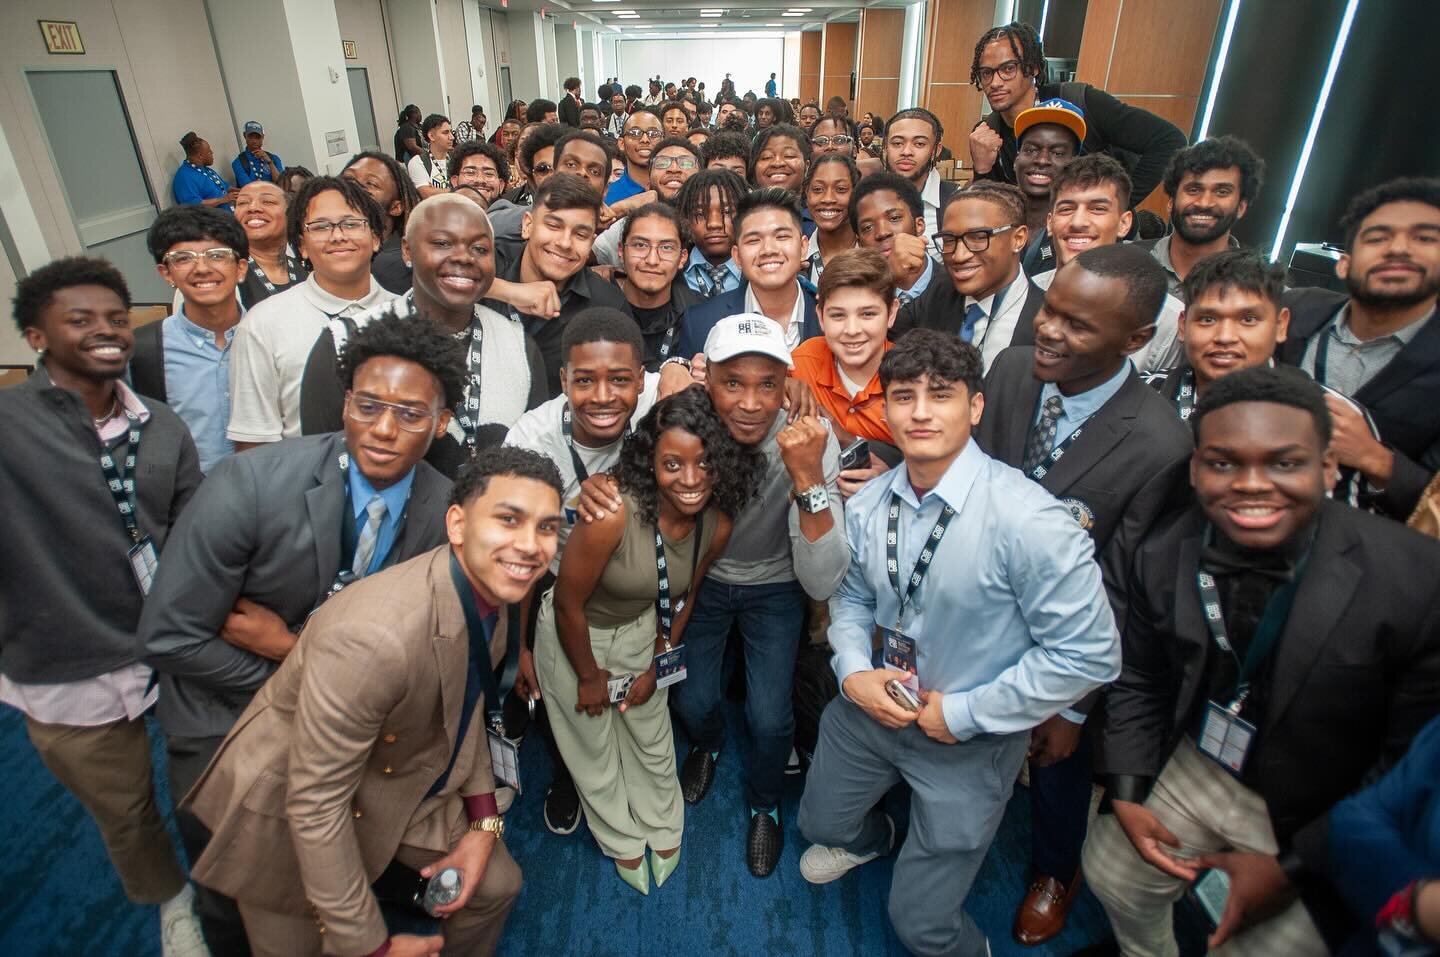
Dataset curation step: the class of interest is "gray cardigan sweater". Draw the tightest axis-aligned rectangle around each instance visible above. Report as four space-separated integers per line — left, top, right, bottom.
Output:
0 366 201 684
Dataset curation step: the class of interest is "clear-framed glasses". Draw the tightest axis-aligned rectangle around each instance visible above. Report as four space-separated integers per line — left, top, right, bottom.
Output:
302 218 371 237
975 59 1023 86
650 154 699 171
932 224 1016 255
162 248 239 268
811 135 854 148
344 393 436 432
460 165 501 181
625 238 683 260
624 128 664 141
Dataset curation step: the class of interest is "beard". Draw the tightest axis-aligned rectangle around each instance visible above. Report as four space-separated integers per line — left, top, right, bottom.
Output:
1173 205 1240 244
1347 262 1440 308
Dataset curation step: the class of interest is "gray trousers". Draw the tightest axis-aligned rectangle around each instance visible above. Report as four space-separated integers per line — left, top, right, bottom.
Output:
798 698 1028 957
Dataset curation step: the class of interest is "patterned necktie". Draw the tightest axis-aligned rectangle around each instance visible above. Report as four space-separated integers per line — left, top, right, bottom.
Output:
706 264 730 298
960 302 986 343
1022 395 1065 475
898 290 915 305
351 495 388 576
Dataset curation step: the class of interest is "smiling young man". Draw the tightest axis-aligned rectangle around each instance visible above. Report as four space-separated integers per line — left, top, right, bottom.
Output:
342 150 420 296
674 187 821 360
1010 99 1085 276
448 140 512 208
890 183 1046 372
751 124 812 194
182 446 563 957
1143 136 1265 298
228 176 398 449
141 314 460 955
607 109 663 205
882 108 956 258
591 137 701 269
1144 250 1291 419
300 194 548 478
1279 177 1440 521
851 172 937 305
974 243 1193 946
1082 365 1440 957
610 204 703 369
796 329 1119 957
2 257 206 957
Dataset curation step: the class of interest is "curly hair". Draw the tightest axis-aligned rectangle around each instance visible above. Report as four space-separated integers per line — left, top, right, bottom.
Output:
701 131 751 167
1162 135 1266 203
146 205 248 263
1339 176 1440 248
613 384 764 526
675 167 747 229
337 312 468 411
970 21 1046 89
287 175 386 258
749 123 812 182
343 151 421 237
13 256 130 333
1193 365 1331 447
452 445 564 507
448 140 511 185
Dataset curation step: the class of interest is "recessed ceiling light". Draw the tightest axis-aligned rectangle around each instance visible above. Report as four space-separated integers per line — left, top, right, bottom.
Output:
782 11 804 15
698 23 718 27
764 22 782 26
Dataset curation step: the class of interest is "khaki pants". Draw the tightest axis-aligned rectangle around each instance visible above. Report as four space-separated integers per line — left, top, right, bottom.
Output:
1081 738 1327 957
25 714 187 904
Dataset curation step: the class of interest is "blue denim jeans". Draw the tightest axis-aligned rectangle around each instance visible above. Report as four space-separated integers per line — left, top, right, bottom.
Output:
674 577 806 811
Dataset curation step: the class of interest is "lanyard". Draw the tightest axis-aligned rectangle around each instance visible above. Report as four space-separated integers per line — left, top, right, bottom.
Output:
241 151 268 180
656 320 679 363
1195 557 1305 712
1026 420 1086 482
656 513 705 648
560 405 592 481
450 551 518 733
189 161 227 192
98 409 146 543
452 319 485 448
1175 366 1197 420
886 492 955 628
247 255 303 295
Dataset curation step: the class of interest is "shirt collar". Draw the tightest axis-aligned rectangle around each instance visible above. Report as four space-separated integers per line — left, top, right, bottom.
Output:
745 281 805 342
301 275 384 315
1040 359 1132 422
901 255 936 298
920 168 941 210
1334 302 1435 347
888 437 984 512
965 266 1027 315
347 460 416 521
173 306 238 348
686 247 738 277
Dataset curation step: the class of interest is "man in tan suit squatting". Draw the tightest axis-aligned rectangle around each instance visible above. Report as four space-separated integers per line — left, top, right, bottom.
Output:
183 446 566 957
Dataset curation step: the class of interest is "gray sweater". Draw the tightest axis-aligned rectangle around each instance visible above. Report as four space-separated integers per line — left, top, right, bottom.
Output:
708 413 849 598
0 367 201 684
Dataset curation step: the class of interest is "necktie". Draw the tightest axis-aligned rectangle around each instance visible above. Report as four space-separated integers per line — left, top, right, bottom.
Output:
1022 395 1065 474
706 264 730 298
961 302 986 343
352 495 388 576
898 290 915 305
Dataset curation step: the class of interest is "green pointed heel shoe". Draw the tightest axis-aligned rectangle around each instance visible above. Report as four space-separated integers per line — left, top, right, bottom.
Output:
615 857 649 895
650 846 681 888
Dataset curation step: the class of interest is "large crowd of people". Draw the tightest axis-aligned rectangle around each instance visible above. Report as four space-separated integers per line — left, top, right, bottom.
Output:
4 17 1440 957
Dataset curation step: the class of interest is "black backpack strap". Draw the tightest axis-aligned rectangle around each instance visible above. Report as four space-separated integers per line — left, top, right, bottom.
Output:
129 319 167 404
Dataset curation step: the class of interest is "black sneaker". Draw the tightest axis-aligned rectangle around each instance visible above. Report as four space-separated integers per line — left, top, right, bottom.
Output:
747 811 783 878
680 747 717 805
543 777 581 835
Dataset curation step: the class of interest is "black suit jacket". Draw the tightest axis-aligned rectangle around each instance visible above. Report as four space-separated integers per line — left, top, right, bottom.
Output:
558 93 581 127
975 347 1194 646
672 282 820 360
1100 501 1440 946
1277 287 1440 519
890 272 1043 355
138 432 452 739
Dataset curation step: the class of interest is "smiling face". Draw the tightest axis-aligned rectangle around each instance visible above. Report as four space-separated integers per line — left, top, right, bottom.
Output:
297 188 381 284
689 187 736 260
1032 260 1153 394
623 112 662 169
940 197 1026 298
854 189 923 258
235 182 288 246
405 202 496 314
342 158 403 225
521 202 597 283
819 285 895 378
706 354 787 446
158 240 243 311
655 427 716 519
23 284 132 384
884 118 938 188
1171 166 1247 245
555 139 610 197
650 145 698 199
663 107 690 137
1339 199 1440 307
811 117 854 158
734 207 805 293
560 339 644 446
622 213 684 297
1014 125 1079 200
1192 401 1332 551
754 135 807 191
884 372 984 468
1181 285 1290 390
344 355 449 489
806 162 855 235
447 474 563 606
1047 180 1133 268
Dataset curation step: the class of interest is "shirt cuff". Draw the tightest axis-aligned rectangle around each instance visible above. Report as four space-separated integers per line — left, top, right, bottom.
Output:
1058 708 1087 725
464 792 498 822
940 692 977 742
831 650 874 702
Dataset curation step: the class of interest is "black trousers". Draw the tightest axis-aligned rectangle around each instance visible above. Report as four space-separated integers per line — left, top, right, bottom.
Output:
168 734 253 957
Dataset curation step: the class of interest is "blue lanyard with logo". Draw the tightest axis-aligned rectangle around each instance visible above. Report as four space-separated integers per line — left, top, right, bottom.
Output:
99 409 161 595
241 151 269 181
453 319 486 449
189 161 227 193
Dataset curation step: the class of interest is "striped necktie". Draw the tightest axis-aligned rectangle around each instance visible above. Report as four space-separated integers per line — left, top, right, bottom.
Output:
351 495 387 576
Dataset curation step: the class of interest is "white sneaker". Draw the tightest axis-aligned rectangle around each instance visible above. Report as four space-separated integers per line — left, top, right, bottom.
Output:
496 785 516 814
799 814 894 884
159 884 211 957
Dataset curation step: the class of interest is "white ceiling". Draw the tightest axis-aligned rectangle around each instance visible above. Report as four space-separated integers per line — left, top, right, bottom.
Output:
490 0 888 34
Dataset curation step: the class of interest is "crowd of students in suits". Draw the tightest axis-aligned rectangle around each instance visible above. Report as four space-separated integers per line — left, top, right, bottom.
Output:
5 17 1440 957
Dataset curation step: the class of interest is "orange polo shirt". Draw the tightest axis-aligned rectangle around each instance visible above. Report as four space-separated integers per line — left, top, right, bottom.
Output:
789 336 894 443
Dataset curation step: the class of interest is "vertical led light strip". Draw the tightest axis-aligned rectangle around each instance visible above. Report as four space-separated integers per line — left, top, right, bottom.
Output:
1270 0 1362 261
1039 0 1050 40
1195 0 1242 141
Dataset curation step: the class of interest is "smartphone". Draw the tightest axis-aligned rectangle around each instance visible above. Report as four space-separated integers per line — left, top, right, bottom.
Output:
607 674 636 704
885 678 921 713
1191 868 1230 929
839 438 871 472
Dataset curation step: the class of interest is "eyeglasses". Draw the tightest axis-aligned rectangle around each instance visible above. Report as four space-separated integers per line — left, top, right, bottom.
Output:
975 59 1023 86
625 238 683 260
932 224 1016 255
302 218 371 237
460 166 501 180
624 128 665 141
162 248 239 268
650 155 699 171
532 162 554 176
811 135 853 148
344 394 436 432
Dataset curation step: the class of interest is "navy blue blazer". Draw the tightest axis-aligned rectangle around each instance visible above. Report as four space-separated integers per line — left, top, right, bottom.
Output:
672 282 821 360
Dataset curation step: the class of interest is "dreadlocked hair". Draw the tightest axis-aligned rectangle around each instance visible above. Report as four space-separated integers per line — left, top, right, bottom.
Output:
970 21 1047 88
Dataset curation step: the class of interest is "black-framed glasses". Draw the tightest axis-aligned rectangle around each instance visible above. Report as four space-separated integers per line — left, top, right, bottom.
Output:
302 218 371 237
975 59 1023 86
625 237 683 260
624 128 664 141
344 394 436 432
932 224 1016 255
811 135 854 148
650 154 699 171
162 248 239 268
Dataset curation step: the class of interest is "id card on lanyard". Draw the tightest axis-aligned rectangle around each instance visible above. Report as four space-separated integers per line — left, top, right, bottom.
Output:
451 553 523 792
882 492 955 691
654 513 704 690
99 410 159 596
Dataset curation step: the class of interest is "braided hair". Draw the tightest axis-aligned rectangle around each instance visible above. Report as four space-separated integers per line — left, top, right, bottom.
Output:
970 21 1047 89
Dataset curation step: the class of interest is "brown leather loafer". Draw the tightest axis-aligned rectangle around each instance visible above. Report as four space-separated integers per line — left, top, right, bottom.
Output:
1013 870 1083 945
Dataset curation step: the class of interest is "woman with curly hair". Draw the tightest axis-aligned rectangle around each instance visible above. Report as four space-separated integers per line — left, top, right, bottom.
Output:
534 385 763 894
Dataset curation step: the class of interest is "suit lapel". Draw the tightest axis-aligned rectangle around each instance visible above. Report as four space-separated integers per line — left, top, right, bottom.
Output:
430 549 469 749
303 435 350 597
999 365 1044 467
1356 309 1440 407
1010 281 1043 347
1172 532 1213 694
801 289 821 341
1040 374 1142 492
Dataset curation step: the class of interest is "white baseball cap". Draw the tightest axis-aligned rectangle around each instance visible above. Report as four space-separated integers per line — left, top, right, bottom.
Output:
702 313 793 368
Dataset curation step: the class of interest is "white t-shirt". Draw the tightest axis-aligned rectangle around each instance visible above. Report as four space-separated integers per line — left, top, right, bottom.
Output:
227 277 398 443
407 152 449 191
503 372 660 572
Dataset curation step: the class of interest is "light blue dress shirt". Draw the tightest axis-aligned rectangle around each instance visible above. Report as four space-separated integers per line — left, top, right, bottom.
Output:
346 463 416 576
897 254 935 303
162 310 237 473
828 439 1120 739
1034 359 1133 444
683 247 743 297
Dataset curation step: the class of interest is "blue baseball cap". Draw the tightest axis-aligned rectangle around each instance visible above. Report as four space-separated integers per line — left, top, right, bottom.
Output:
243 121 264 135
1014 98 1086 145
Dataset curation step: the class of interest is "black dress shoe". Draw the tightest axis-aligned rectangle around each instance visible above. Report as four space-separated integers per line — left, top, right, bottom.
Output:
747 812 783 877
543 777 581 835
680 747 716 805
1067 937 1120 957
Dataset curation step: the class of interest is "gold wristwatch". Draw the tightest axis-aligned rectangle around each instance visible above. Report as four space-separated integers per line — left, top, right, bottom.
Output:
470 815 505 839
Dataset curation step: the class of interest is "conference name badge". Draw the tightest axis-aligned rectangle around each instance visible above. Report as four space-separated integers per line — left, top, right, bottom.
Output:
881 628 919 691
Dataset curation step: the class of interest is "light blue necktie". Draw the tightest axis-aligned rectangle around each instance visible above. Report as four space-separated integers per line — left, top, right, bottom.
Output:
961 302 986 343
351 496 387 576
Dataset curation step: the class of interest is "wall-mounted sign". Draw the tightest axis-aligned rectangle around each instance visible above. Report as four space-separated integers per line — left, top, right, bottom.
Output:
39 20 84 55
343 40 358 60
325 130 348 157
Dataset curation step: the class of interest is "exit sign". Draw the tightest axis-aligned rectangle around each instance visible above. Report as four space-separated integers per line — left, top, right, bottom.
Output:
39 20 85 55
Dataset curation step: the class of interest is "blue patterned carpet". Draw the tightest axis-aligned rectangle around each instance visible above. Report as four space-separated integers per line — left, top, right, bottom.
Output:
0 703 1204 957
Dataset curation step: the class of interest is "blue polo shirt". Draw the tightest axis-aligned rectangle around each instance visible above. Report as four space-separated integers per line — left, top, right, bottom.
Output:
173 161 232 211
232 150 284 187
605 169 647 205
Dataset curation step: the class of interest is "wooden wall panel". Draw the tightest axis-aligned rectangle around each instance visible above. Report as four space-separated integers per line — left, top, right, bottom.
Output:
919 0 994 167
820 22 858 111
1076 0 1124 87
800 30 822 105
855 8 904 119
857 79 901 122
